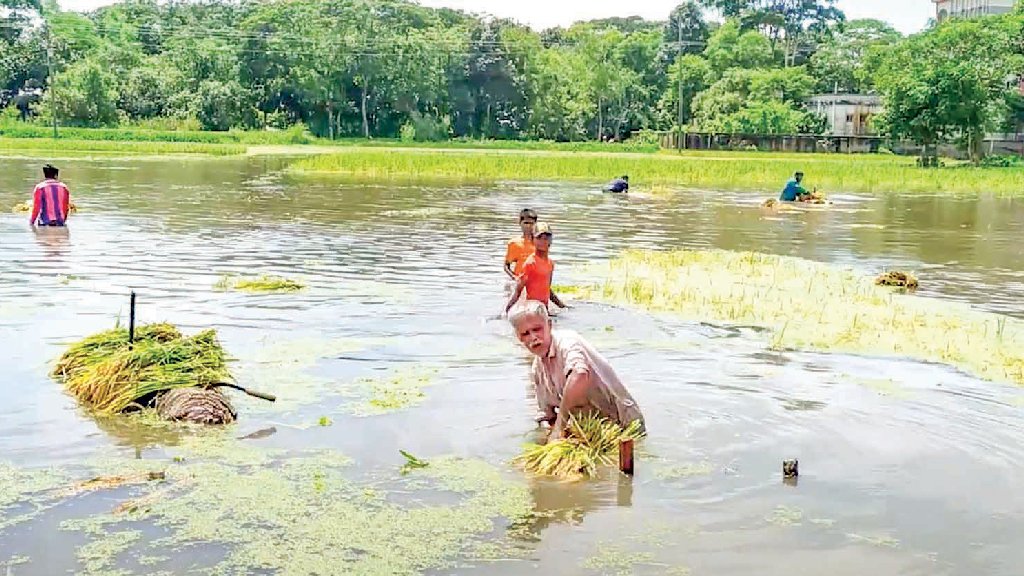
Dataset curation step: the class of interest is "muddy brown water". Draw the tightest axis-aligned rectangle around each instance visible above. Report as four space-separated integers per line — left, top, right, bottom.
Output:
3 155 1024 575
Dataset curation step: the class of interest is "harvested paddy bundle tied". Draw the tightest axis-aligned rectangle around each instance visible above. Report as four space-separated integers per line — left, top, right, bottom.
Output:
875 270 919 290
52 323 235 422
515 413 644 480
11 201 77 213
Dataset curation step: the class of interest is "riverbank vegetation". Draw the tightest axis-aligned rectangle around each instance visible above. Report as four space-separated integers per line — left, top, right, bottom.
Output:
291 148 1024 195
0 137 245 156
555 249 1024 386
1 0 1020 161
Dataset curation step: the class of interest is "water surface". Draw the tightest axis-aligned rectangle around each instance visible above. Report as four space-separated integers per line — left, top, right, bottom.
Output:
2 156 1024 575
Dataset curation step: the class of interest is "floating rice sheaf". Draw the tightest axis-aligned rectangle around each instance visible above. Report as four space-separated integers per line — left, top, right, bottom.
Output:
51 323 232 416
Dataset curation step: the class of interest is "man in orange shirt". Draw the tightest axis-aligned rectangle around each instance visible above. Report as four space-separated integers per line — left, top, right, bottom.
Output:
505 222 568 314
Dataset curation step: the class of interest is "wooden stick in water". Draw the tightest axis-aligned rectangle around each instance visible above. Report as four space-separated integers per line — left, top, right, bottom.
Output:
619 439 635 475
210 382 277 402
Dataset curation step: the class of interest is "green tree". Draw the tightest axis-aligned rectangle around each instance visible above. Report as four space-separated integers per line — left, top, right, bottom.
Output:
703 20 773 72
874 17 1020 162
809 19 901 93
666 2 709 53
195 79 245 131
43 57 118 126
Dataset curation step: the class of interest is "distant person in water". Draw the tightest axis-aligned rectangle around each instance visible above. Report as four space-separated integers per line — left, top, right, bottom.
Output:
603 175 629 194
509 300 644 443
30 164 71 227
505 222 568 314
779 171 810 202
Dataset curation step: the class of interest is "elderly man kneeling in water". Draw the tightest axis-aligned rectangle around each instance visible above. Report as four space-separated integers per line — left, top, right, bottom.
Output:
510 300 645 442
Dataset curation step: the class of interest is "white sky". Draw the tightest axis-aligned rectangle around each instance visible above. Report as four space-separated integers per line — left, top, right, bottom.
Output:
57 0 935 34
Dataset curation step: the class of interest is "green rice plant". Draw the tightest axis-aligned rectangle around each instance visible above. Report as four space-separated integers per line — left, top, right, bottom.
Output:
0 137 245 156
515 413 643 480
559 249 1024 387
217 275 305 293
290 148 1024 195
51 323 232 415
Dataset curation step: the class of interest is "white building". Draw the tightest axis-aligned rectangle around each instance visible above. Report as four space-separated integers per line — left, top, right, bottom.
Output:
934 0 1016 21
806 94 883 137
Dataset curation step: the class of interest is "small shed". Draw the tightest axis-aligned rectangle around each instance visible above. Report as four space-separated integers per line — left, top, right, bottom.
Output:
806 94 883 138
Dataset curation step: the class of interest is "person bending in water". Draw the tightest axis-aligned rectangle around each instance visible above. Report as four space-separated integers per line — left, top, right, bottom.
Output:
505 222 568 314
509 300 645 442
603 175 629 194
30 164 72 227
779 171 811 202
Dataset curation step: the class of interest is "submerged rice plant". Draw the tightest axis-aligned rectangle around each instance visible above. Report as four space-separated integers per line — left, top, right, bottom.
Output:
216 274 305 293
51 323 232 415
289 148 1024 195
0 137 246 156
515 413 643 480
559 249 1024 387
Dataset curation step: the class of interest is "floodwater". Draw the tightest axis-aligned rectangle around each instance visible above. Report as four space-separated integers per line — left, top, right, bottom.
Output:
2 155 1024 575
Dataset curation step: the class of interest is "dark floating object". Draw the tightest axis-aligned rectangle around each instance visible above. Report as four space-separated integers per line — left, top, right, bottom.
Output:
156 387 237 425
875 270 919 290
783 459 799 479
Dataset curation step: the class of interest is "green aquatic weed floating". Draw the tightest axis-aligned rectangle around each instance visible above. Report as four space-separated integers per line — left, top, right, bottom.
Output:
215 274 305 293
59 448 533 575
399 450 429 475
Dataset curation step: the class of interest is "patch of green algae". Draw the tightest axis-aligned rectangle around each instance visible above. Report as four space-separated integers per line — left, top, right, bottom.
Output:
582 544 657 576
347 366 440 416
76 530 141 575
0 462 67 533
58 433 533 576
560 249 1024 387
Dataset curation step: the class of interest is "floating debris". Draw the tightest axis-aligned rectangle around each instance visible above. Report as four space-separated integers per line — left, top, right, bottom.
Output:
514 413 644 480
399 450 429 475
11 202 29 213
215 274 305 293
52 323 232 417
761 198 779 208
61 471 166 498
875 270 919 290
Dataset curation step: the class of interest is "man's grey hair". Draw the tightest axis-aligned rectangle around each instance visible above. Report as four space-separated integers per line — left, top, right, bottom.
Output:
508 300 550 328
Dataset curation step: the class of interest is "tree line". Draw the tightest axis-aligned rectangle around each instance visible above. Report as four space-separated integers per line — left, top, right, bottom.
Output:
1 0 1022 157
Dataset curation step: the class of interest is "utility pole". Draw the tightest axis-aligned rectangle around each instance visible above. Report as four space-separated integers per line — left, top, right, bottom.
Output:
677 20 684 133
44 21 58 139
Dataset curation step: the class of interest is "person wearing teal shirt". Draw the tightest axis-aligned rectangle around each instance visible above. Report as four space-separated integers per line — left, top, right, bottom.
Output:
780 171 810 202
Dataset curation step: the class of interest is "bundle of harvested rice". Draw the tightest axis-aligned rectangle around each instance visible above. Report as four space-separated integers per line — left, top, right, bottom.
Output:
761 198 779 208
156 387 236 424
12 201 77 213
51 323 232 415
515 413 644 480
875 271 919 289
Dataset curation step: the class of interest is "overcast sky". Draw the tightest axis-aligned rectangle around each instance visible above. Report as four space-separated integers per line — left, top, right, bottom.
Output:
58 0 935 34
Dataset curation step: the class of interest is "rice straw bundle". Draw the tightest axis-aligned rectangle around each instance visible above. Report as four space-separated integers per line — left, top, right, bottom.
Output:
875 270 919 289
515 413 644 480
11 202 30 213
51 323 232 415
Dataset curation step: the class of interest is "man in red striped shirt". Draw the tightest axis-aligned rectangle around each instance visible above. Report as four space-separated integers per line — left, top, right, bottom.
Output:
30 164 72 227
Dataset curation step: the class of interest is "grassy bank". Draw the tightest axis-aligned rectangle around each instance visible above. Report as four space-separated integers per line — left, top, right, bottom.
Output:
0 137 246 156
290 148 1024 195
555 249 1024 386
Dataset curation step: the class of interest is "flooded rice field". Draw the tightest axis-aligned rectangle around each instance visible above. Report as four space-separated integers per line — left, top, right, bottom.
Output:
2 155 1024 575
